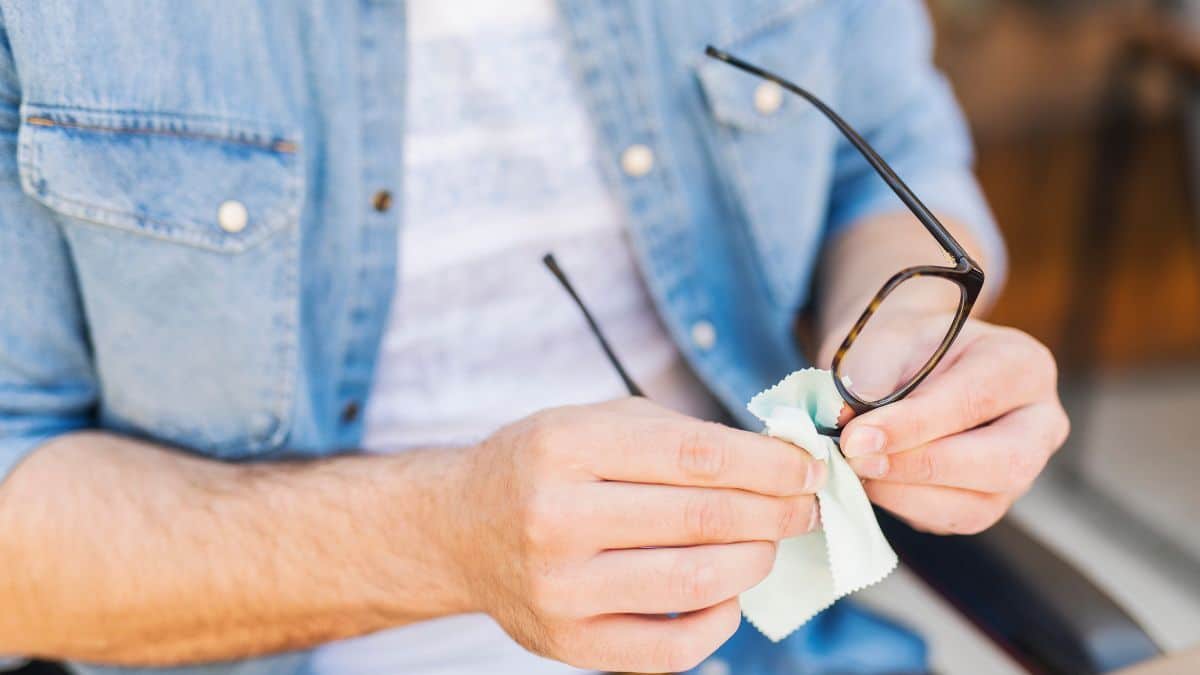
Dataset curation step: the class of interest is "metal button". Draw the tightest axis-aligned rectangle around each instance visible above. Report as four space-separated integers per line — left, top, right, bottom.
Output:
754 81 784 116
217 200 248 233
341 401 361 424
691 320 717 351
699 659 731 675
372 190 393 213
620 144 654 177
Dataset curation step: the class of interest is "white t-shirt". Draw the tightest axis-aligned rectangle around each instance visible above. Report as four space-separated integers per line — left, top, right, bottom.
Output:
308 2 723 674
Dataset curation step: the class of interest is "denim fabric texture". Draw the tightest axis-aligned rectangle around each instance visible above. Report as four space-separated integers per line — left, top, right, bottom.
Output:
0 1 1002 673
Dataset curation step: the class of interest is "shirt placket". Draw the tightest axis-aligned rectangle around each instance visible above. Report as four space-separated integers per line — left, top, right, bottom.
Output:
557 1 731 400
335 0 406 446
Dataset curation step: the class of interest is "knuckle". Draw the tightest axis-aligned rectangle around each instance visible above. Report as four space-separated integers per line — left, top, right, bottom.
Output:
677 425 729 482
1050 404 1071 449
748 541 778 582
654 636 698 674
522 410 565 460
915 449 938 483
672 643 711 673
962 384 999 423
1038 342 1059 384
716 599 743 641
527 572 572 618
896 410 929 449
685 492 734 542
1009 334 1058 394
1024 336 1057 376
1006 447 1043 489
523 492 568 552
759 448 806 496
950 504 1003 535
673 555 720 605
664 604 740 672
775 498 800 539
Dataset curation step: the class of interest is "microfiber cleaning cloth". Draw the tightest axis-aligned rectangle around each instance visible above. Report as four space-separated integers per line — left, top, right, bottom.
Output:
740 368 898 641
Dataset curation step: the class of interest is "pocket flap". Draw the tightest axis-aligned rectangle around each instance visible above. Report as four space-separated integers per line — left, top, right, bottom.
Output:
18 104 303 253
696 2 834 132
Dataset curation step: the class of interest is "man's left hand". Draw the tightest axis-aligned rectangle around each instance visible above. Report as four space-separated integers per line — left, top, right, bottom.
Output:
823 316 1069 535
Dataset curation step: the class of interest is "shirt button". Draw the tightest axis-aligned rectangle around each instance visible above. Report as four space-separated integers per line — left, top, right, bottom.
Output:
620 144 655 177
341 401 361 424
217 200 248 233
754 81 784 115
691 320 717 351
372 190 393 213
699 658 731 675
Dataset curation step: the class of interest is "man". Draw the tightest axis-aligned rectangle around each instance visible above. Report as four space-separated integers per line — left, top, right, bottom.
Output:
0 1 1068 674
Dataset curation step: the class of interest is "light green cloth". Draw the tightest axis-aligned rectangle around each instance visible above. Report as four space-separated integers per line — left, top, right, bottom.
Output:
741 368 898 641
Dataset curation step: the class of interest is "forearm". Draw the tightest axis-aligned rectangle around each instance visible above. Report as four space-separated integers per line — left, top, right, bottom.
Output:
815 212 998 352
0 431 473 665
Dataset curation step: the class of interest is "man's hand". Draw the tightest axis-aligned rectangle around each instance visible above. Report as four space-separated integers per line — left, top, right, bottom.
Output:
444 398 827 674
820 313 1069 535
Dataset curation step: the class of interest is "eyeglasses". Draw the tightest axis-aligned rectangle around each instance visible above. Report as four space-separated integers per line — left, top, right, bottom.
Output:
543 47 985 437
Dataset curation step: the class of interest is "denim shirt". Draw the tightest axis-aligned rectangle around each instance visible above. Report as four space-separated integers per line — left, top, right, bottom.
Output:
0 1 1002 673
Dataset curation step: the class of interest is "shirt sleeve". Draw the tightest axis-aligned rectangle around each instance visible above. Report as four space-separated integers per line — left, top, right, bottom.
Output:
824 0 1007 289
0 18 97 486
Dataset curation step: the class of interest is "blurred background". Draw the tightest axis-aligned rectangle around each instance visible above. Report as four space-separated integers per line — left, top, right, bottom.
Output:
853 0 1200 672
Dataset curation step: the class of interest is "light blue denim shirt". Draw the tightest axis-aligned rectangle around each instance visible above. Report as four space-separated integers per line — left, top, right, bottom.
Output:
0 1 1002 674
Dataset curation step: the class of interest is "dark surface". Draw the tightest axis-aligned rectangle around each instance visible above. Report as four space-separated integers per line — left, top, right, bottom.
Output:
880 511 1162 674
9 663 67 675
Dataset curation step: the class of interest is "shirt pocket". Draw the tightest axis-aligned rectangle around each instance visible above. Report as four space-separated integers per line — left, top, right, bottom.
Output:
16 104 304 459
696 2 840 311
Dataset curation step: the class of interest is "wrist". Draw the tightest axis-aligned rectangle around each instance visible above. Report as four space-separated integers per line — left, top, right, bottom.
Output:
349 447 482 622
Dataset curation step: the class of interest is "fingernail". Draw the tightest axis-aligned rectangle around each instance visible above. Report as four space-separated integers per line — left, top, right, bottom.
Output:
804 460 828 492
850 454 889 479
844 425 886 457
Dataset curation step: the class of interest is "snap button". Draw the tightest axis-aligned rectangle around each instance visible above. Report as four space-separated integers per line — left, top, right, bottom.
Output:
620 144 654 177
372 190 393 213
699 658 731 675
217 200 248 233
754 81 784 116
691 320 717 351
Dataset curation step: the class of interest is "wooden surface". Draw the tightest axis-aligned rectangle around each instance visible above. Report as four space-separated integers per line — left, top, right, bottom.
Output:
933 2 1200 372
977 121 1200 370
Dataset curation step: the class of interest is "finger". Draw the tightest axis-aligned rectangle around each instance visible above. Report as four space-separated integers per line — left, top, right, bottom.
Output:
847 402 1067 492
563 597 741 673
579 482 817 549
586 417 827 497
842 329 1056 456
836 401 855 428
572 541 776 616
864 480 1010 535
602 396 691 418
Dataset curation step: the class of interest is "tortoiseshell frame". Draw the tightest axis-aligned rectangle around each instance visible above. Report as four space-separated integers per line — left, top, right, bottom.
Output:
704 46 986 428
830 262 984 415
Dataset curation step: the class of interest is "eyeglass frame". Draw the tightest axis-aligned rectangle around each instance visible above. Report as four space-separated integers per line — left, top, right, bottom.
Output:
541 46 985 437
704 46 984 422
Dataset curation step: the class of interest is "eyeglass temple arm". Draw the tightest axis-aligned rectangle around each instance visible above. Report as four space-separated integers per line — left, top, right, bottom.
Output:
704 45 973 265
542 254 645 398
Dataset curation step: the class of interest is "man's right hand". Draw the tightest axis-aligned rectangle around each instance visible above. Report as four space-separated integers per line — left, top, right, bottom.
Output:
443 397 827 673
